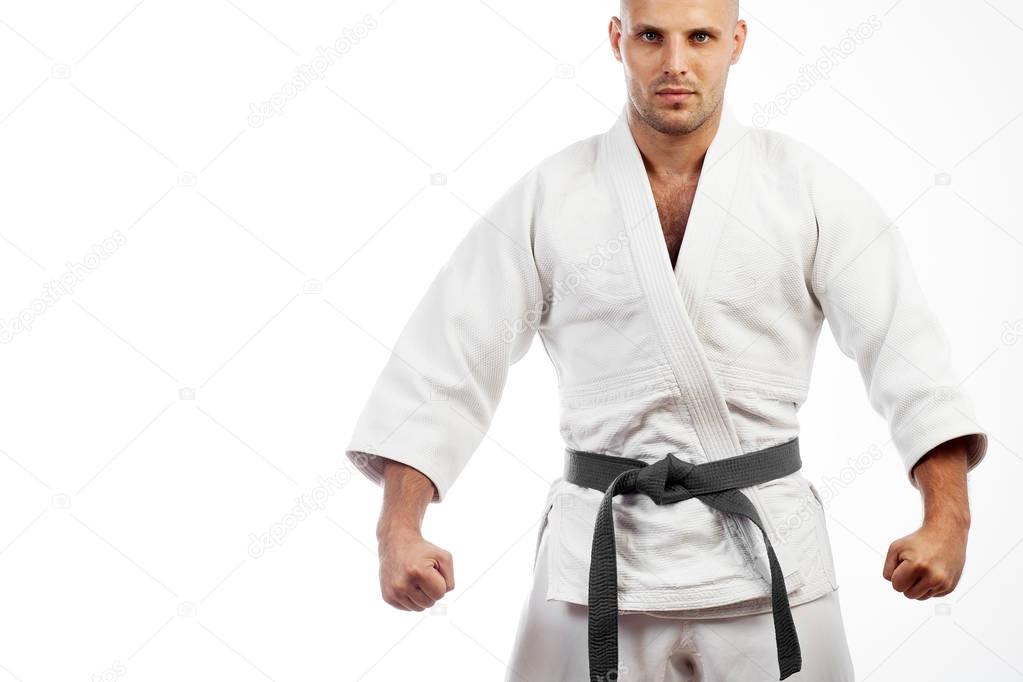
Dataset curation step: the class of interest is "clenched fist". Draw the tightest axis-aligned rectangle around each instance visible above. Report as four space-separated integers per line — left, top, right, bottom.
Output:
883 517 969 600
378 528 455 611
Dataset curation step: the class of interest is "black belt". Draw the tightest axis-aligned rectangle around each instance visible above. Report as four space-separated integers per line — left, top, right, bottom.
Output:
564 437 804 681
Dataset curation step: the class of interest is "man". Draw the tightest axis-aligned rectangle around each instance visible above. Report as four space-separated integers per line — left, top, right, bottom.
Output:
346 0 988 679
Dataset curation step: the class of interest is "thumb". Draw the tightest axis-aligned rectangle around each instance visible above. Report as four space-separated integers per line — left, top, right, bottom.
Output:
432 550 455 592
883 539 903 581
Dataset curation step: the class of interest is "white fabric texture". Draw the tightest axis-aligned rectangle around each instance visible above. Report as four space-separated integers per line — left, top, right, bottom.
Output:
346 98 989 612
504 527 857 681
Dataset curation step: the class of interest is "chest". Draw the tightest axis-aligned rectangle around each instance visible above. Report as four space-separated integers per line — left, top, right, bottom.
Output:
650 175 700 269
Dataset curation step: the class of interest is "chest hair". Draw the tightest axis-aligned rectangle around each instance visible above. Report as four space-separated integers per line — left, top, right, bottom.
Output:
650 175 699 269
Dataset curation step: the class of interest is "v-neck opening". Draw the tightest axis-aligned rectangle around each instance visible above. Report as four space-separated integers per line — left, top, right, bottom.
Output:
614 102 747 320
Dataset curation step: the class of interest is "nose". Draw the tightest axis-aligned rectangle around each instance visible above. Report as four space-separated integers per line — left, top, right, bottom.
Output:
661 36 692 76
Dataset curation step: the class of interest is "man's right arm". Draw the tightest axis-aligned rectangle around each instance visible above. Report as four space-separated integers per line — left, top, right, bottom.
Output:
376 458 455 612
345 166 545 610
344 165 545 503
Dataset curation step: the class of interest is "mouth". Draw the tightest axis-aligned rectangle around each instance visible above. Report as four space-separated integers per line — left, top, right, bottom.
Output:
656 88 695 102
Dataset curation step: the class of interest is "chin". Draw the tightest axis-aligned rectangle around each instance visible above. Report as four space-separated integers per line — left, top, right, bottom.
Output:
656 104 693 117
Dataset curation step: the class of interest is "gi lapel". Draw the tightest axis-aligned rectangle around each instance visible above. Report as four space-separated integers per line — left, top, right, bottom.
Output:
601 99 802 591
671 99 750 329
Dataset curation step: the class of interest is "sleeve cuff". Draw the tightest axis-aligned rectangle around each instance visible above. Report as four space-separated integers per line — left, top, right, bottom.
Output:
345 446 449 503
900 423 988 490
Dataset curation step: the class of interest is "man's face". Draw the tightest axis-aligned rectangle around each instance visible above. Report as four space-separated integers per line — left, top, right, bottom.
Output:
612 0 745 135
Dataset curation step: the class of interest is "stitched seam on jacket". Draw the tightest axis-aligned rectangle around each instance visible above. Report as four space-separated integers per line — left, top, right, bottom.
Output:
559 363 669 403
709 365 809 404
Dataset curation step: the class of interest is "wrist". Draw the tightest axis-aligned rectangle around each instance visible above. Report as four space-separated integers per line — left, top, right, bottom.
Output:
923 508 971 533
376 519 422 544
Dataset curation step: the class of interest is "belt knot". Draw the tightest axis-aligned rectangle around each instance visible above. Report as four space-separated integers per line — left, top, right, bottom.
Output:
630 453 697 505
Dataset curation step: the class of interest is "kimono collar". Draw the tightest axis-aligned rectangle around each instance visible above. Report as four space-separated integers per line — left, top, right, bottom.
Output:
600 94 752 339
598 98 766 543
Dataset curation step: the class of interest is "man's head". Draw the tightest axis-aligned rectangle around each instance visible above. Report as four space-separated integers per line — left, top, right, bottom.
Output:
611 0 747 135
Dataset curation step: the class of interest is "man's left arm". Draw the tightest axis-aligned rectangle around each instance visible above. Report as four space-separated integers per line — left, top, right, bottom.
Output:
807 153 989 601
882 434 974 599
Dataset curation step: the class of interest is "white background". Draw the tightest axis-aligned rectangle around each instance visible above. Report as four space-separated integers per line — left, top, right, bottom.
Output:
0 0 1020 680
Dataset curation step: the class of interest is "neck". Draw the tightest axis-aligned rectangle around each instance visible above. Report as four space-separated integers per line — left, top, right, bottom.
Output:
626 103 722 180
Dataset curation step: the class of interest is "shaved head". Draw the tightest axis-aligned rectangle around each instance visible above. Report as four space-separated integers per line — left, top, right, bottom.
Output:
610 0 747 136
620 0 739 28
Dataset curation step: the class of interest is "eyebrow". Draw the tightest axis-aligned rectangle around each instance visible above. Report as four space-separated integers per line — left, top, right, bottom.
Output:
633 23 721 36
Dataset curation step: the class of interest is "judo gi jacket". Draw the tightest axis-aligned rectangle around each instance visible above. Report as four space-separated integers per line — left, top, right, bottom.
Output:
345 98 989 614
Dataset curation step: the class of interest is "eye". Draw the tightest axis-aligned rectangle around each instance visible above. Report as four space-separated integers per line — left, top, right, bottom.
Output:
692 32 710 43
640 31 660 42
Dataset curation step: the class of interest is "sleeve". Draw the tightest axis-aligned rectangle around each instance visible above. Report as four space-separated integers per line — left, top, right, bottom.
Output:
808 153 988 490
344 167 547 502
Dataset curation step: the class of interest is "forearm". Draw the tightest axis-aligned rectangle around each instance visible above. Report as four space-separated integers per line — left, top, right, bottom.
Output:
374 458 455 611
376 458 437 541
911 435 972 530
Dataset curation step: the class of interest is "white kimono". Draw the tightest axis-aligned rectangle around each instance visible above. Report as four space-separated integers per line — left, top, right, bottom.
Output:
345 98 989 615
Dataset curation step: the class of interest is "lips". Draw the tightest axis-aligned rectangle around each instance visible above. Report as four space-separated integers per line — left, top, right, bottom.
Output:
657 89 695 95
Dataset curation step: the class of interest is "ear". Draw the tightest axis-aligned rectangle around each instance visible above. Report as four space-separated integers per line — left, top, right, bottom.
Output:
609 17 624 63
730 19 748 65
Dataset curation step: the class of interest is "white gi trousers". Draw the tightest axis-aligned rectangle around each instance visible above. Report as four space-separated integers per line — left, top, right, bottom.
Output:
506 526 856 682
